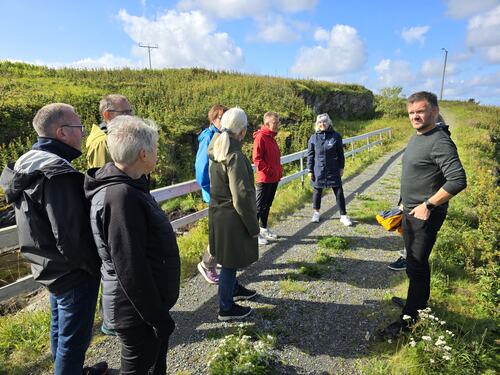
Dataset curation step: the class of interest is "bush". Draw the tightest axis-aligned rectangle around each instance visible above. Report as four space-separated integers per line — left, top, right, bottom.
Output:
374 87 407 118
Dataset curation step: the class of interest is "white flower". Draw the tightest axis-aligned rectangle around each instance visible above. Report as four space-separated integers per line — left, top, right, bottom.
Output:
438 336 444 340
443 354 451 360
267 335 274 341
409 340 416 347
430 359 435 364
422 336 432 341
402 315 412 321
435 338 446 346
428 314 435 320
424 307 432 312
444 346 452 351
440 321 446 325
387 339 392 344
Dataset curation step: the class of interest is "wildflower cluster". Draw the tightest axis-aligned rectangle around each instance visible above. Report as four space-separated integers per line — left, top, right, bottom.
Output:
404 307 456 372
208 330 276 374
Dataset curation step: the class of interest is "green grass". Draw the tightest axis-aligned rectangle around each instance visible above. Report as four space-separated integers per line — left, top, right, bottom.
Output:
279 277 307 294
317 236 349 252
362 102 499 375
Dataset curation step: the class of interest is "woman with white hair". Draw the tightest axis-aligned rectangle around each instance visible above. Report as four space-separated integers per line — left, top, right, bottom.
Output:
307 113 352 226
207 107 260 321
84 116 180 374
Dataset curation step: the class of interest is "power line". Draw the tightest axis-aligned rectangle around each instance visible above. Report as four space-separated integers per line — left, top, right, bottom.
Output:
139 43 159 69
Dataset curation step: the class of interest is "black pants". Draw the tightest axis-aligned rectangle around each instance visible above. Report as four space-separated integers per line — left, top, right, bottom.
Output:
312 185 347 215
402 210 447 319
116 323 169 375
256 182 278 228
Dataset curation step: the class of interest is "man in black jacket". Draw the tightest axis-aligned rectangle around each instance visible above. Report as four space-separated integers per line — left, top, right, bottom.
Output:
0 103 106 375
380 92 467 338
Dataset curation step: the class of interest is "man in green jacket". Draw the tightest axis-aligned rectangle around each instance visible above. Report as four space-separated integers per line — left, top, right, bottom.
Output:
86 94 132 168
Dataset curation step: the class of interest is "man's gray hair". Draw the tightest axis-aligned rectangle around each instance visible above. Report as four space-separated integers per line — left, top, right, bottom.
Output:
32 103 75 137
99 94 129 115
107 115 159 165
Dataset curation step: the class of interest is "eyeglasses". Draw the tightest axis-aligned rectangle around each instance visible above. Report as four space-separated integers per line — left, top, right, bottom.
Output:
61 124 85 132
107 109 133 115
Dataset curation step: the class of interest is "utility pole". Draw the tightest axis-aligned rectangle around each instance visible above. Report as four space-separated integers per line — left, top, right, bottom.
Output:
440 47 448 100
139 43 159 69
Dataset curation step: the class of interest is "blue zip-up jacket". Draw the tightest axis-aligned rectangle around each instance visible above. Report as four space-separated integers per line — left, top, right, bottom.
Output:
195 124 220 202
307 129 345 188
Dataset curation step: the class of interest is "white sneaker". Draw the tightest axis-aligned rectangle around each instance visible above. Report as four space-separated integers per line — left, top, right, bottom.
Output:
340 215 352 226
311 211 320 223
260 227 278 240
258 234 268 245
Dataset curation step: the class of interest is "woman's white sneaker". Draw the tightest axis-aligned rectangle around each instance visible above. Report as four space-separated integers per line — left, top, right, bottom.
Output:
260 227 278 240
340 215 352 226
311 211 320 223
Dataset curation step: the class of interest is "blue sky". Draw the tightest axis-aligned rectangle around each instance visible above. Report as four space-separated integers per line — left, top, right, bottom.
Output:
1 0 499 104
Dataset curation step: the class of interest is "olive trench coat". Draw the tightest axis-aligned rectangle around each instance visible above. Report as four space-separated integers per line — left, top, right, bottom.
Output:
208 134 259 269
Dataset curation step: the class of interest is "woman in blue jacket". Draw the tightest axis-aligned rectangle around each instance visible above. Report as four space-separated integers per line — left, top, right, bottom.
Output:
307 113 352 226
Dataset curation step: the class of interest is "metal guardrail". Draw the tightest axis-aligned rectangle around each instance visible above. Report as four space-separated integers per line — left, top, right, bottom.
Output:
0 127 391 300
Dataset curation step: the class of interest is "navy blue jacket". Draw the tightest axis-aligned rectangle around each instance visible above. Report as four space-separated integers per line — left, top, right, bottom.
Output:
307 129 345 188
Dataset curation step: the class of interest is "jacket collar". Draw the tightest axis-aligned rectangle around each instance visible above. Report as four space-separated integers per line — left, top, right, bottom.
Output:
32 137 82 162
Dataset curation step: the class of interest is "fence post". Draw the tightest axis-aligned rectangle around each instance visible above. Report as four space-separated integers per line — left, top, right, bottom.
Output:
300 156 304 188
351 142 355 160
367 136 370 150
379 132 383 143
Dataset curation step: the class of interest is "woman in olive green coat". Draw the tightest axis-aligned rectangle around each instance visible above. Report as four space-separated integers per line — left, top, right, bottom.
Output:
207 107 260 321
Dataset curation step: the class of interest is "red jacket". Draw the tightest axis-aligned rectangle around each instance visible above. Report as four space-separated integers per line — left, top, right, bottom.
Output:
252 126 282 183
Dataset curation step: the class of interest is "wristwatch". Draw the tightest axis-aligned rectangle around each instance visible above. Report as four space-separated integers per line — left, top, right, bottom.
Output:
424 199 436 211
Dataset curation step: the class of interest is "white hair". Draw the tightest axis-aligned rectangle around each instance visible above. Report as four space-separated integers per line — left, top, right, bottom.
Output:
315 113 333 131
212 107 247 162
106 115 159 165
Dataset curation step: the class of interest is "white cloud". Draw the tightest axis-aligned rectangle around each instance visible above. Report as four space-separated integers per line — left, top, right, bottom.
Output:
400 26 430 45
272 0 318 13
176 0 317 18
253 16 298 43
290 25 367 77
486 45 500 63
313 27 329 42
466 5 500 47
118 9 244 70
420 58 457 77
176 0 268 19
445 0 499 19
374 59 414 87
69 54 138 69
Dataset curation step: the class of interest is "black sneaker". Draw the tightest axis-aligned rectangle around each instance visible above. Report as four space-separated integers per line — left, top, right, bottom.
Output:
388 256 407 271
391 296 406 308
376 320 409 340
218 304 252 321
233 285 257 301
83 361 108 375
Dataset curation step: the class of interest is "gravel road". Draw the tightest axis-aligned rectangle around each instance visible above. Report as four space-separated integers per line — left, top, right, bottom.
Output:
85 148 407 375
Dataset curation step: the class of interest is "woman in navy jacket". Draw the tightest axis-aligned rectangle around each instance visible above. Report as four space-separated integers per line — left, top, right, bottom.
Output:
307 113 352 226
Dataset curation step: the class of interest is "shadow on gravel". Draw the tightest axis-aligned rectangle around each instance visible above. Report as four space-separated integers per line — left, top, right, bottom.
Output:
165 151 406 362
275 234 404 251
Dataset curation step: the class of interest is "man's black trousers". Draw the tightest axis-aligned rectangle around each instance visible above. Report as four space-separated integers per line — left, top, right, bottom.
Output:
256 182 278 228
402 210 447 319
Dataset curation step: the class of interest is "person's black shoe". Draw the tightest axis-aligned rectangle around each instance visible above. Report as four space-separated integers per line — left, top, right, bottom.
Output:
391 296 406 309
83 361 108 375
233 285 257 301
377 320 410 340
388 256 407 271
218 304 252 321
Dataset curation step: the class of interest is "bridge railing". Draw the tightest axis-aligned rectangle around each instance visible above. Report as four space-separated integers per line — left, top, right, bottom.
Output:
0 127 391 300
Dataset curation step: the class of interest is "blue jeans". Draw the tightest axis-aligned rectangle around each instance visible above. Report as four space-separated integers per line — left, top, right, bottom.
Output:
49 275 100 375
218 267 238 311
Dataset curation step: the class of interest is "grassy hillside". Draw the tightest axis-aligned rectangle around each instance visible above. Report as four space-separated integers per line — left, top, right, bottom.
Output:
0 61 373 187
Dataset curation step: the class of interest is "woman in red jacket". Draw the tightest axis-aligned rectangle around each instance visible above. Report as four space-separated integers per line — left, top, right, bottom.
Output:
252 112 283 245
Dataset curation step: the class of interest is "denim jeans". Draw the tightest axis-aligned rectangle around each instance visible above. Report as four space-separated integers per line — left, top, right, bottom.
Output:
49 274 100 375
218 267 238 311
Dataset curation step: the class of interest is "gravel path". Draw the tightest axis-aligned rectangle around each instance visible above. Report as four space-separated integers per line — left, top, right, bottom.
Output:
85 148 407 375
